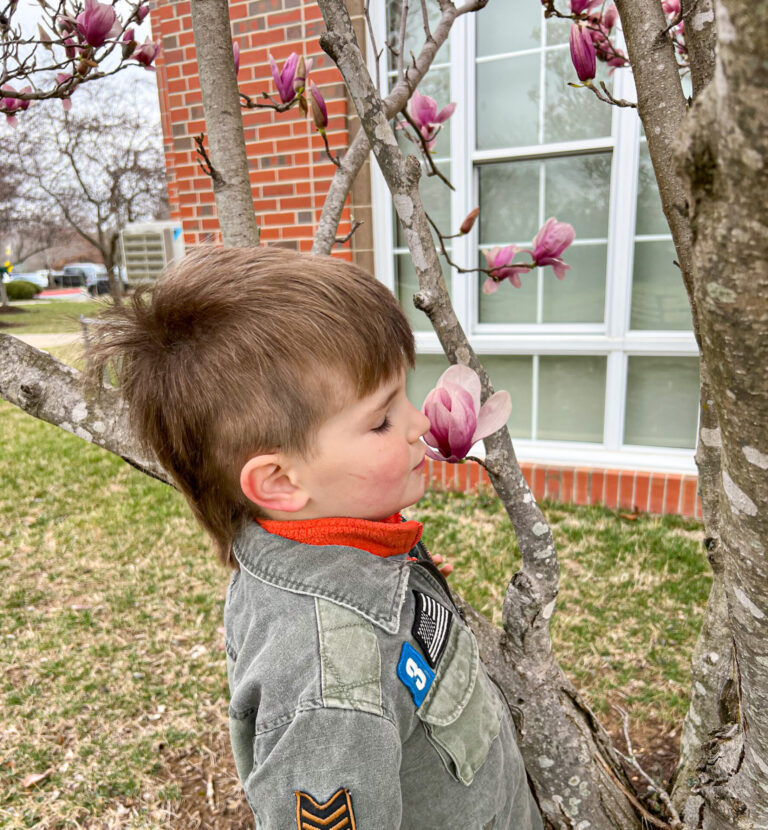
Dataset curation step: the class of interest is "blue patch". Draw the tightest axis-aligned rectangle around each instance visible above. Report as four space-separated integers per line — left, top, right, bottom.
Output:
397 642 434 707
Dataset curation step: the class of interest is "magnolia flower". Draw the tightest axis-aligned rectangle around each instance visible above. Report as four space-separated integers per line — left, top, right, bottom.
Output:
459 207 479 235
293 56 312 94
422 365 512 463
233 41 240 76
56 73 74 110
269 52 299 104
1 85 31 126
569 23 596 82
309 82 327 131
408 89 456 151
76 0 120 48
570 0 601 12
482 245 531 293
529 218 575 280
134 39 161 69
136 3 150 23
122 28 136 59
587 6 625 67
662 0 681 15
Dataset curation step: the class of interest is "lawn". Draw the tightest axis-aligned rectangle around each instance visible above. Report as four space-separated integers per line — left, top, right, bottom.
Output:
0 369 710 826
0 300 102 335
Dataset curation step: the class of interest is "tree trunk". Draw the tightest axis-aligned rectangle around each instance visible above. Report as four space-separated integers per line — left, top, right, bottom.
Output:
189 0 260 248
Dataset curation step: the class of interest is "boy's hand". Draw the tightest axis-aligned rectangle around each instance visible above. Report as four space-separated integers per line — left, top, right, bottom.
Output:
431 553 453 578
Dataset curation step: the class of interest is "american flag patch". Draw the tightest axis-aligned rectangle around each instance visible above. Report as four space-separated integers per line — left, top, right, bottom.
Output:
411 591 452 668
295 787 356 830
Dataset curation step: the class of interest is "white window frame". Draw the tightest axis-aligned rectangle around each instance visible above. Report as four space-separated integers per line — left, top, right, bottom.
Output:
368 3 698 473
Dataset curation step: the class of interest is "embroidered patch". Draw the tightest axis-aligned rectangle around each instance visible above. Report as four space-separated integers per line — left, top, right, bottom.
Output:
397 641 435 707
412 590 452 668
295 787 356 830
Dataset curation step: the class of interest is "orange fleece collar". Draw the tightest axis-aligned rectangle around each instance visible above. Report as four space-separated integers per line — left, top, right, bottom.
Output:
256 512 423 558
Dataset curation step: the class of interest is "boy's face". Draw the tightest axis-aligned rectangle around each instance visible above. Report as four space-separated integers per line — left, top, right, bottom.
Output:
286 369 431 521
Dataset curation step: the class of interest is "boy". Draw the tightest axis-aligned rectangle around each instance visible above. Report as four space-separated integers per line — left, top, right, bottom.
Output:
88 247 542 830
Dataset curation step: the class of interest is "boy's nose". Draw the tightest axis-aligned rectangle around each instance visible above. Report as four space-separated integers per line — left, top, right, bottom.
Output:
409 407 431 442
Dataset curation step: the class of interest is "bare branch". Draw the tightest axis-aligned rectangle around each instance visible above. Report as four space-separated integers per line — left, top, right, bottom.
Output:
334 219 363 245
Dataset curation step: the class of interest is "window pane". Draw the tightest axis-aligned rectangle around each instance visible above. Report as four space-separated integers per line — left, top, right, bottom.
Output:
543 47 612 143
544 153 611 240
624 357 699 448
388 0 449 66
545 15 571 46
538 356 606 442
477 3 540 56
406 354 451 409
396 161 451 248
478 160 540 245
635 143 669 236
630 239 692 330
396 254 450 332
541 243 606 323
478 271 537 323
477 55 539 150
483 356 533 438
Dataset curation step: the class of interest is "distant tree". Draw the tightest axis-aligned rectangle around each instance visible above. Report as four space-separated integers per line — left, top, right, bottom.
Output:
5 82 168 298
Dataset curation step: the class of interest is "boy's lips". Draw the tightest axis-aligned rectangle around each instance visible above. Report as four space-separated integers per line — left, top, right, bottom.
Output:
413 455 426 472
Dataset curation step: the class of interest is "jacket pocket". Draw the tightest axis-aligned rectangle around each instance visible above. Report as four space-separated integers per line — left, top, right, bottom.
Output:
415 622 503 786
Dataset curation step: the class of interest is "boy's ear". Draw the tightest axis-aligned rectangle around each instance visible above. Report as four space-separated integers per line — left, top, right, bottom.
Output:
240 454 309 514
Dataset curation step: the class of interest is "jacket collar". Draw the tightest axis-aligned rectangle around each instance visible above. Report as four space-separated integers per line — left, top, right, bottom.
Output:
233 522 411 635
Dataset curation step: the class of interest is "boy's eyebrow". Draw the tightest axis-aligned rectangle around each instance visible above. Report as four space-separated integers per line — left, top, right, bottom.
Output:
371 384 400 413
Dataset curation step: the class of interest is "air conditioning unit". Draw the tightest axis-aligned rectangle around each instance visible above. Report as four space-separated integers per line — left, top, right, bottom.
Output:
119 221 185 285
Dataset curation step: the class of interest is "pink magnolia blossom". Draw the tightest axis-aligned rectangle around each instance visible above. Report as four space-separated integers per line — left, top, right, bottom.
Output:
134 39 161 69
76 0 120 48
136 3 150 23
56 73 74 111
293 56 313 94
309 82 327 131
122 28 136 59
269 52 299 104
570 0 601 13
662 0 681 15
528 218 575 280
233 41 240 76
569 23 596 82
482 245 531 293
1 85 31 126
407 89 456 151
587 6 626 68
422 365 512 463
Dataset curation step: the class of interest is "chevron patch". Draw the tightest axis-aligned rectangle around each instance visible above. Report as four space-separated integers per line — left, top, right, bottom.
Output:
412 590 452 668
295 787 356 830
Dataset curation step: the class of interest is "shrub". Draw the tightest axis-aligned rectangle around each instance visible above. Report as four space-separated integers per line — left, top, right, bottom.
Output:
5 281 39 301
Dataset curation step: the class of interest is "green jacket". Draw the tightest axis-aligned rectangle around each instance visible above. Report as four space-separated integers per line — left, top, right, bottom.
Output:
225 522 542 830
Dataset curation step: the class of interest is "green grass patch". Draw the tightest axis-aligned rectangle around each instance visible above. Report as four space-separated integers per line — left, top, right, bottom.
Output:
0 401 710 825
0 300 102 335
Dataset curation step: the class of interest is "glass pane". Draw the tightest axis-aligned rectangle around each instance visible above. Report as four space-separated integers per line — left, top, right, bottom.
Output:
396 161 451 247
388 0 449 67
478 160 540 245
544 153 611 240
477 55 539 150
483 356 533 438
541 243 606 323
635 143 668 236
477 3 540 56
538 356 606 442
478 270 537 323
544 47 613 143
396 254 451 332
630 239 692 330
545 15 571 46
406 354 451 410
624 357 699 448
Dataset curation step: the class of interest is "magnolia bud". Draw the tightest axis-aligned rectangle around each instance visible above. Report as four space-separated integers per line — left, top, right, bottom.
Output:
460 207 479 235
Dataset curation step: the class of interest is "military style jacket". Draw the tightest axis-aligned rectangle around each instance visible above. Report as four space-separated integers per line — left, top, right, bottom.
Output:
225 522 542 830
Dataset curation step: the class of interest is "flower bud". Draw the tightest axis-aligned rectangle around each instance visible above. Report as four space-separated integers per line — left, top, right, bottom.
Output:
459 207 479 235
310 82 327 131
569 22 596 83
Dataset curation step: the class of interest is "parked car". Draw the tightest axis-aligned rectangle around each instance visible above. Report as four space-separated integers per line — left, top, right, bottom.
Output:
61 263 110 295
3 270 49 288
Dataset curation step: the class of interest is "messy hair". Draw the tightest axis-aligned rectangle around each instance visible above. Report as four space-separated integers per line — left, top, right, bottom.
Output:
86 246 415 567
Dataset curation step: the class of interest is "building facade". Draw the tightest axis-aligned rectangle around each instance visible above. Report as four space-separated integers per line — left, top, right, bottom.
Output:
150 0 702 518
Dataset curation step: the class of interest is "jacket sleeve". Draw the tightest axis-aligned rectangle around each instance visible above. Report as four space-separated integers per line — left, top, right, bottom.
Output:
242 707 403 830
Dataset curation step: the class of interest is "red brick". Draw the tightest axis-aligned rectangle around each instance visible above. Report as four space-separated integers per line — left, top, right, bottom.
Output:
561 469 574 504
665 475 682 515
531 466 546 503
574 470 589 505
168 78 187 94
520 463 533 487
545 470 561 502
589 471 604 505
649 474 666 514
634 473 651 513
267 9 302 26
467 462 480 492
618 472 634 511
604 470 620 508
681 477 698 517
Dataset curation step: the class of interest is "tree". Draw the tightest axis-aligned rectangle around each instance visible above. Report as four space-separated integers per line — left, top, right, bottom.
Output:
3 81 168 298
1 0 767 827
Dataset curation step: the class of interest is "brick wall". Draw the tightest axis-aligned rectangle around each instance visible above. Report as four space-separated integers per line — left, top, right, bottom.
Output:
151 0 371 262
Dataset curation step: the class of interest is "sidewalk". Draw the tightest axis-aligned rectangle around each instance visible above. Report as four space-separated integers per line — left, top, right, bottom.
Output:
12 332 82 349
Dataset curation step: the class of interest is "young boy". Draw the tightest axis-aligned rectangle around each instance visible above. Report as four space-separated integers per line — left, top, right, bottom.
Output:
88 247 542 830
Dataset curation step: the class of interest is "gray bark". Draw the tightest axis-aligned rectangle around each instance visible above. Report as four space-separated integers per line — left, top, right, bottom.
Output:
315 2 642 826
189 0 260 248
676 1 768 824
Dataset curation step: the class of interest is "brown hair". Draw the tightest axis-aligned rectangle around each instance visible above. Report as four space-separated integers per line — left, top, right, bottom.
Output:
86 246 415 567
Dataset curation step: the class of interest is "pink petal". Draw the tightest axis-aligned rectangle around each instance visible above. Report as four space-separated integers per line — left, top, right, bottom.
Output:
437 365 481 413
409 89 437 127
551 259 570 280
434 102 456 123
425 446 449 462
482 277 500 295
473 390 512 442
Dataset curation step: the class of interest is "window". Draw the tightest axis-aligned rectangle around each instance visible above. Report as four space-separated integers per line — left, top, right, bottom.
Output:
371 3 699 470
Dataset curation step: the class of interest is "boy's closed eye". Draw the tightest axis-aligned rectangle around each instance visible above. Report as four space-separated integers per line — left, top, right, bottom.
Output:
372 416 392 434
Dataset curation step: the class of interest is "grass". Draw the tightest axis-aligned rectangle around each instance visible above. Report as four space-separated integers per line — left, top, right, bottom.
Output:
0 300 102 335
0 339 711 826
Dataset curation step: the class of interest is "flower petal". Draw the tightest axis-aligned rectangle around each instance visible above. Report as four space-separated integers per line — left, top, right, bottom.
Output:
473 390 512 442
434 102 456 123
482 277 500 294
437 365 481 413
